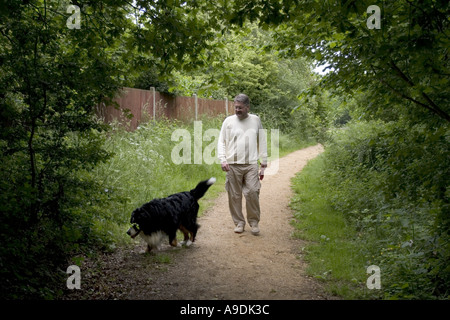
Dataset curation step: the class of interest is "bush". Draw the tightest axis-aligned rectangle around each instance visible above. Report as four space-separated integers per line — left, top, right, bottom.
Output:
0 124 112 299
320 120 449 299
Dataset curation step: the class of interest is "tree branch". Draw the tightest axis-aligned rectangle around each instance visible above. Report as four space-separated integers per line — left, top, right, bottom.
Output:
388 60 450 122
371 65 450 122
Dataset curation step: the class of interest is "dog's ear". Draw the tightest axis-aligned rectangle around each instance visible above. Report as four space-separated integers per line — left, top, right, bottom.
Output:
130 208 143 224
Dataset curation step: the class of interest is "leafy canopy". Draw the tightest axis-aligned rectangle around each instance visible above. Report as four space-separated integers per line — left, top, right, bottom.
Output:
217 0 449 123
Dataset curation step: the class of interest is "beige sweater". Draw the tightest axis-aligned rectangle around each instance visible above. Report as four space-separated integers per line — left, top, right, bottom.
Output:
217 114 268 165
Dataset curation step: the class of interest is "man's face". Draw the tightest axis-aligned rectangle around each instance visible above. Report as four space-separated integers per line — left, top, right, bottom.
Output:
234 101 249 120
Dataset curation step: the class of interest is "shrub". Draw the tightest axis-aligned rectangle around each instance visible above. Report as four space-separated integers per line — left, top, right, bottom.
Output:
320 120 449 299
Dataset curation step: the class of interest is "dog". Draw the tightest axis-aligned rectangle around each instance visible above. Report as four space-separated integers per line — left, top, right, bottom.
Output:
127 177 216 252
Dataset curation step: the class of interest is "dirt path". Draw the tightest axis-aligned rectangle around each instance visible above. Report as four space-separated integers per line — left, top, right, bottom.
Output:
64 144 333 300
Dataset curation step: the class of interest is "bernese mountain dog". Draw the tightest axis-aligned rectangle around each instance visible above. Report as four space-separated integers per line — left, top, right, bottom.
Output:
127 177 216 252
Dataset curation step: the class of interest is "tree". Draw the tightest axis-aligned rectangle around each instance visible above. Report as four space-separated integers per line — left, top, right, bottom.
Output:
218 0 450 124
0 0 223 298
128 0 221 73
0 0 137 298
169 23 315 132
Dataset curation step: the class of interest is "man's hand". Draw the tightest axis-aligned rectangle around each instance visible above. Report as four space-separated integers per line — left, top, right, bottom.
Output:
259 164 267 180
221 162 230 172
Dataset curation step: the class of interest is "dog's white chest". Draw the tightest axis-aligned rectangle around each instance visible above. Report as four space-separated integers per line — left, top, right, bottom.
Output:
140 231 167 249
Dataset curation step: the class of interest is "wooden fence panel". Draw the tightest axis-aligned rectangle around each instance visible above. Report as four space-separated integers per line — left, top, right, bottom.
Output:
96 87 234 130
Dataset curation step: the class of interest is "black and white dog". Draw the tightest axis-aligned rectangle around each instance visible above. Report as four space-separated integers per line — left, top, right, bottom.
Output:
127 177 216 252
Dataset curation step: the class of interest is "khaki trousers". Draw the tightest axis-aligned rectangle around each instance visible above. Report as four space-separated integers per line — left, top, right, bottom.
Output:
225 164 261 227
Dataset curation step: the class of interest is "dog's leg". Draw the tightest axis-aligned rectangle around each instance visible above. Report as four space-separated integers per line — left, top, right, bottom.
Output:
139 244 152 254
169 232 178 247
179 225 190 245
190 224 200 242
183 228 195 247
185 235 193 247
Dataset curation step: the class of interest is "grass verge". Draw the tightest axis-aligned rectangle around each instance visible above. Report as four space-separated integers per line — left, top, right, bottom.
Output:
289 154 378 299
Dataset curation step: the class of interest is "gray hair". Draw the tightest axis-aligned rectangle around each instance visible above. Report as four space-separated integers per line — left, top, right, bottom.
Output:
234 93 250 106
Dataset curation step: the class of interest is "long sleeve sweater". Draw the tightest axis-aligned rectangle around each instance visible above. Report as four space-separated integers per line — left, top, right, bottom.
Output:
217 114 268 165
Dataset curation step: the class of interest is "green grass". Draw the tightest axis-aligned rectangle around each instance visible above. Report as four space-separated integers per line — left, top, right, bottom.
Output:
277 134 317 158
150 253 173 264
290 154 377 299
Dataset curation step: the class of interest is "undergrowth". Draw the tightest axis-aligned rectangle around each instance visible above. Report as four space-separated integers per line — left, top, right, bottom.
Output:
290 120 449 300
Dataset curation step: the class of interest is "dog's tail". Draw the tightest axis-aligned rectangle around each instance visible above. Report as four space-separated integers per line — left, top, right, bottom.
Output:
190 177 216 200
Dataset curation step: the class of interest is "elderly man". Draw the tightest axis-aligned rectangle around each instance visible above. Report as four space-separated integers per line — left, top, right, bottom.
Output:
218 93 268 235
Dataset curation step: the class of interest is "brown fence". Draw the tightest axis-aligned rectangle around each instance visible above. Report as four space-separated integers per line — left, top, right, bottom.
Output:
95 87 234 130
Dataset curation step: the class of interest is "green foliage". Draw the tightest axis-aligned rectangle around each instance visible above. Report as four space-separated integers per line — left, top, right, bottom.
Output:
0 0 133 299
226 0 450 123
169 24 318 135
131 59 173 94
290 155 378 299
318 120 449 299
291 120 449 299
0 0 229 299
129 0 222 73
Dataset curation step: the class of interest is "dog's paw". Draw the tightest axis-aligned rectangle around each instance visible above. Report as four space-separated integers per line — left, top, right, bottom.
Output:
179 240 193 247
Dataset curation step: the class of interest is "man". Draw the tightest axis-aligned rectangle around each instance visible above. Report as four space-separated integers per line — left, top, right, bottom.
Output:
218 93 268 235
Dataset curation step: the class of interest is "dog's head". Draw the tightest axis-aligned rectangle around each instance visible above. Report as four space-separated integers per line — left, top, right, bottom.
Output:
126 224 140 238
126 208 144 238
